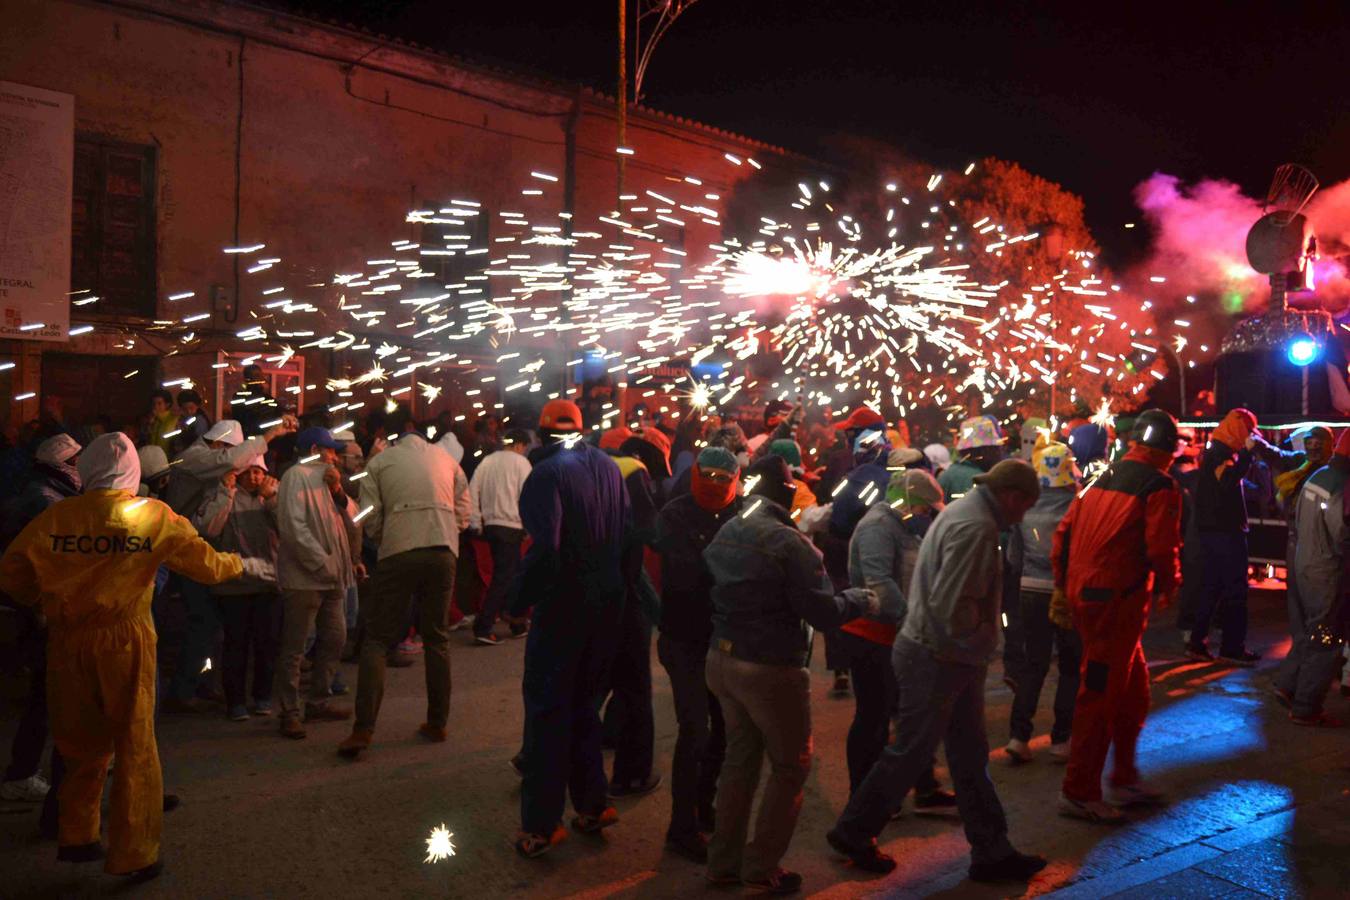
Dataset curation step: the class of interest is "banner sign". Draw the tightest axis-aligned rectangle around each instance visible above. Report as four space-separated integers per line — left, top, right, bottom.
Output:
0 81 73 341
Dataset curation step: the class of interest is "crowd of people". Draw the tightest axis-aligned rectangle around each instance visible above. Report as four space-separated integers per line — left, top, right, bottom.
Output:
1 372 1348 891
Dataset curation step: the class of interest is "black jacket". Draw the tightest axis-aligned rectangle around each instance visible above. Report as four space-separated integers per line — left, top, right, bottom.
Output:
1193 438 1252 533
653 493 742 643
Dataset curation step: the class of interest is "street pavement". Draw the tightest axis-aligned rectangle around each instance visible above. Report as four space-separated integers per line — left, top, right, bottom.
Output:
2 589 1349 898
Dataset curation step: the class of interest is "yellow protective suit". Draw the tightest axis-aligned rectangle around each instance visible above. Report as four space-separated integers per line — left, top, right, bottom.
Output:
0 480 242 874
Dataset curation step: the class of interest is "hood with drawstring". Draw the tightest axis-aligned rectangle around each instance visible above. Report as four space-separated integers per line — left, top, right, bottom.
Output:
77 433 141 493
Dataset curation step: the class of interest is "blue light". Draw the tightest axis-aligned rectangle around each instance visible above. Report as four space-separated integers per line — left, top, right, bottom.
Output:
1286 338 1319 367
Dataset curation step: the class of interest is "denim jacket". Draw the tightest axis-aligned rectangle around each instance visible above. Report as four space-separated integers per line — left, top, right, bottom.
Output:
704 498 871 667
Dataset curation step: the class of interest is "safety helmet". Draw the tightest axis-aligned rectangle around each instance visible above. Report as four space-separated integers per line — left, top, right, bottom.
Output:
1131 409 1179 452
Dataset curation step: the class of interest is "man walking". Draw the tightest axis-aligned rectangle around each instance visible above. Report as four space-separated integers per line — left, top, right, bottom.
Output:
826 459 1047 884
1274 428 1350 726
704 456 878 894
1052 410 1183 822
513 400 630 858
652 447 742 862
274 427 359 739
338 410 471 756
467 428 532 645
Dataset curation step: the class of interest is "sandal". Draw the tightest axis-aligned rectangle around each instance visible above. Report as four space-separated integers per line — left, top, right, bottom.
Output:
571 806 619 834
514 824 567 858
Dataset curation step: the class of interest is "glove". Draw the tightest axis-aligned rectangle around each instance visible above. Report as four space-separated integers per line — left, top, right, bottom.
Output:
842 586 881 618
1049 588 1073 630
239 557 276 583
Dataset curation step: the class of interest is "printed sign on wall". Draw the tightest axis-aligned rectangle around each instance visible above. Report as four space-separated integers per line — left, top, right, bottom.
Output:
0 81 73 341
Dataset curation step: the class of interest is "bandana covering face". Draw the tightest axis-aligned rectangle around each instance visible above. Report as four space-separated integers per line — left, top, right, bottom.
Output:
691 464 738 512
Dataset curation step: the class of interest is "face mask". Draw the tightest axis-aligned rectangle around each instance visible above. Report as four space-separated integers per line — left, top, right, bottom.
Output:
691 465 738 512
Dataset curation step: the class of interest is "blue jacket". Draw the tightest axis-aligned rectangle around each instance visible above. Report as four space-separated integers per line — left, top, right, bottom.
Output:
829 461 890 539
705 498 871 667
513 439 630 615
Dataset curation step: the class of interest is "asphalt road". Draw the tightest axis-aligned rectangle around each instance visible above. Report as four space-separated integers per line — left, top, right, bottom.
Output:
2 590 1349 899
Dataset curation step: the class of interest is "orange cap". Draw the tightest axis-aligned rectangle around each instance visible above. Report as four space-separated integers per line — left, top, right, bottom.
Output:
599 426 633 450
636 426 672 465
540 399 584 432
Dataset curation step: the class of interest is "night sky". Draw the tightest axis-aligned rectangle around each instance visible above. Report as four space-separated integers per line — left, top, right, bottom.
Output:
299 1 1350 267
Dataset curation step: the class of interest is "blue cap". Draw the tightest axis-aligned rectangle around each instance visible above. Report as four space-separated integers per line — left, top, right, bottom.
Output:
296 426 345 453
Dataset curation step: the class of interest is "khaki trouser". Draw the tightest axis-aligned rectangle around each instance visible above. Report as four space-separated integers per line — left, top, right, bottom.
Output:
704 648 812 883
274 588 346 721
354 546 456 733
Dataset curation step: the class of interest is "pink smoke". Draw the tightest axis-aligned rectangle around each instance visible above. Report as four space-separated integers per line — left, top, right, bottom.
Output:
1132 172 1350 317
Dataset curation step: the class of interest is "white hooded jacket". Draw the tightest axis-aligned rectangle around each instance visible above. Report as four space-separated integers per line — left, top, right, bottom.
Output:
77 433 142 493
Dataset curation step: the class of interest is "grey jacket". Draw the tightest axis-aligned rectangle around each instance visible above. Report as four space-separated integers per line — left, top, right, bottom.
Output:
163 436 268 519
704 498 872 667
1291 461 1349 623
847 502 925 626
361 433 472 560
1009 486 1074 592
901 484 1006 666
276 461 354 592
193 486 279 595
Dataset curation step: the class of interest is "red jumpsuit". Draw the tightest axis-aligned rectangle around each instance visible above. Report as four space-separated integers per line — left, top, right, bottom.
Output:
1053 445 1181 801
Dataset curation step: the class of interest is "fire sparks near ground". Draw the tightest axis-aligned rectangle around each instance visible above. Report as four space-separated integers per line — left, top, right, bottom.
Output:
424 824 456 863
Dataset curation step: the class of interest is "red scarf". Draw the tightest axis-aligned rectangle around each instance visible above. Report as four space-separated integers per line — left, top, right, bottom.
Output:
691 464 738 512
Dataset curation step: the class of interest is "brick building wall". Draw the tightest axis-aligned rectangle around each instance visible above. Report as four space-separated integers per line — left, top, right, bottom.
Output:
0 0 801 433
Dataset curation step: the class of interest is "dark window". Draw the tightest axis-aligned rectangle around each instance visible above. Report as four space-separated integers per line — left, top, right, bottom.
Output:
72 136 156 318
41 352 156 432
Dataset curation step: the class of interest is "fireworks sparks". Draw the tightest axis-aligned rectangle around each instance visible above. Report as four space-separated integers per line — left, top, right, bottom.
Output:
423 824 456 863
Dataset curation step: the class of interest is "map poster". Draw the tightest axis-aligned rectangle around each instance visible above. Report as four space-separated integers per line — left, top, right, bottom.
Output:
0 81 73 342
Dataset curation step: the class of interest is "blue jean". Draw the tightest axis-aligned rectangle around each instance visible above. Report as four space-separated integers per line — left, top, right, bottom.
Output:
1186 531 1249 655
519 597 620 835
833 636 1014 865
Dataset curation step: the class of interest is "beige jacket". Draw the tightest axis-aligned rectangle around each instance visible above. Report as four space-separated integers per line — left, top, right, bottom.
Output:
276 460 355 592
360 433 472 560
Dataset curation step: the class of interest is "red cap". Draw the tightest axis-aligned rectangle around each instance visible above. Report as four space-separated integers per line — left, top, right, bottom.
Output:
599 426 633 450
834 406 886 431
636 426 672 465
540 399 584 432
1335 428 1350 459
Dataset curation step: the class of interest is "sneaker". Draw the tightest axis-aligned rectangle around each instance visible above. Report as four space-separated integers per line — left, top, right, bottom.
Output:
913 788 959 815
475 633 503 646
279 718 307 740
0 774 50 803
1058 792 1125 823
338 728 374 758
417 722 447 742
968 851 1048 883
448 616 474 633
252 699 274 716
396 640 423 654
226 705 250 722
608 773 663 799
743 868 804 894
665 830 709 863
1005 738 1032 764
1048 741 1071 762
303 702 351 723
1290 711 1343 727
514 823 567 859
1105 781 1166 807
826 829 896 874
1219 649 1260 667
572 806 619 834
1184 643 1214 662
832 672 850 694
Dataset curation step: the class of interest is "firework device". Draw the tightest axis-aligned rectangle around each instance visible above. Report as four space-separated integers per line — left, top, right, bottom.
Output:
1218 164 1343 417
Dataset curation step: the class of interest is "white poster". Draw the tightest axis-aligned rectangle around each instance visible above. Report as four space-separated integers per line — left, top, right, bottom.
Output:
0 81 73 342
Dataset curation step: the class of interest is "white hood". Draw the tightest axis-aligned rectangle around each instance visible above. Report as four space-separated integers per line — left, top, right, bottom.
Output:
78 432 142 492
437 431 464 463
